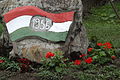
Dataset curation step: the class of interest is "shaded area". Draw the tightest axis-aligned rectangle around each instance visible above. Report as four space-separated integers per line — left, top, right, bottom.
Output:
0 23 3 36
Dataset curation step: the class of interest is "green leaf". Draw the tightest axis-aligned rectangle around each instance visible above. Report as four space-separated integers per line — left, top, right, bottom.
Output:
101 17 109 20
101 13 107 17
99 51 106 57
109 14 115 18
55 67 62 73
48 63 55 67
59 63 67 67
92 55 98 60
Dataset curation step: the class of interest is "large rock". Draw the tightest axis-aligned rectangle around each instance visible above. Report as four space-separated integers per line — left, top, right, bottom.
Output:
1 0 89 62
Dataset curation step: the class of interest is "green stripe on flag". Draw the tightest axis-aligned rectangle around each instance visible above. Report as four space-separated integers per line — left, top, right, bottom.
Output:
10 27 68 42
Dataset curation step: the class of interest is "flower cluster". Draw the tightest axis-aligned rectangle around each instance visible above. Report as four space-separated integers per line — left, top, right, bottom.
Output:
17 58 30 65
74 54 93 65
45 51 93 66
74 57 93 65
97 42 112 49
85 57 93 64
87 42 118 65
73 42 117 65
111 56 116 60
17 58 31 72
45 52 55 58
74 60 81 65
0 60 5 63
88 48 93 52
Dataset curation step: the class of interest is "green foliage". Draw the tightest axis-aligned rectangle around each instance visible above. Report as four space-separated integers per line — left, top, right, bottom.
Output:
88 41 118 65
0 57 20 71
38 68 64 80
41 52 71 73
71 64 120 80
114 49 120 58
6 61 20 71
84 3 120 48
89 3 120 24
0 23 3 36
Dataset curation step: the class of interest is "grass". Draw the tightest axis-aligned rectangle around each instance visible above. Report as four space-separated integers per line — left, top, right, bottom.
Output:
71 64 120 80
84 2 120 48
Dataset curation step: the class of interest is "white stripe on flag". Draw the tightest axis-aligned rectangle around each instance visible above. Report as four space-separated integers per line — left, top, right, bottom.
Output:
6 15 32 34
49 21 72 32
6 15 72 33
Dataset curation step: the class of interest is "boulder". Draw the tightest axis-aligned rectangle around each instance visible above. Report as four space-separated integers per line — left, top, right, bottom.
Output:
1 0 88 62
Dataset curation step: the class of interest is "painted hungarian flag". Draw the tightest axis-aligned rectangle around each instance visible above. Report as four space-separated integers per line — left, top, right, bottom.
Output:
3 6 74 42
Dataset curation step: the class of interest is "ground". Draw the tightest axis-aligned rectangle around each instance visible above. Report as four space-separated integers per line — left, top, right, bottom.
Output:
0 59 120 80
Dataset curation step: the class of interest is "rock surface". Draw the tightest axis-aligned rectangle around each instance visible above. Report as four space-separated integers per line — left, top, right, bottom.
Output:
10 38 64 63
1 0 88 62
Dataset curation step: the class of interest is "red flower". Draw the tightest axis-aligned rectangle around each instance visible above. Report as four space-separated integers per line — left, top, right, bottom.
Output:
104 46 112 49
0 60 5 63
17 58 30 65
45 52 55 58
88 48 93 52
79 54 87 58
97 43 103 46
103 42 112 46
21 64 28 68
85 57 93 64
20 64 29 72
74 60 81 65
111 56 116 60
103 42 112 49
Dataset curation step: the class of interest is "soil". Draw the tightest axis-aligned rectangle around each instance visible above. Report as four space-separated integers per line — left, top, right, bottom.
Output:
0 71 75 80
0 58 120 80
0 71 39 80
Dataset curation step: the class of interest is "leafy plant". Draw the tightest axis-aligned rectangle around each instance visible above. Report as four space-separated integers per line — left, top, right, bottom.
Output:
41 52 71 73
88 41 118 65
17 58 31 72
0 57 20 71
38 69 64 80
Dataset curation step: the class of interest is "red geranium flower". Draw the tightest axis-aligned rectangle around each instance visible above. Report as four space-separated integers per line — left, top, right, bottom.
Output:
0 60 5 63
45 52 55 58
21 64 28 68
85 57 93 64
79 54 87 58
20 64 29 72
111 56 116 60
88 48 93 52
17 58 30 65
104 46 112 49
103 42 112 46
97 43 103 46
74 60 81 65
103 42 112 49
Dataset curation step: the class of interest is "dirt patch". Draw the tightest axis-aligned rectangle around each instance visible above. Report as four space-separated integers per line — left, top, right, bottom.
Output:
0 71 39 80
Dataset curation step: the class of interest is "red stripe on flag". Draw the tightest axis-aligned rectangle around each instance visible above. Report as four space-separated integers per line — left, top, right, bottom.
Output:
3 6 74 23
